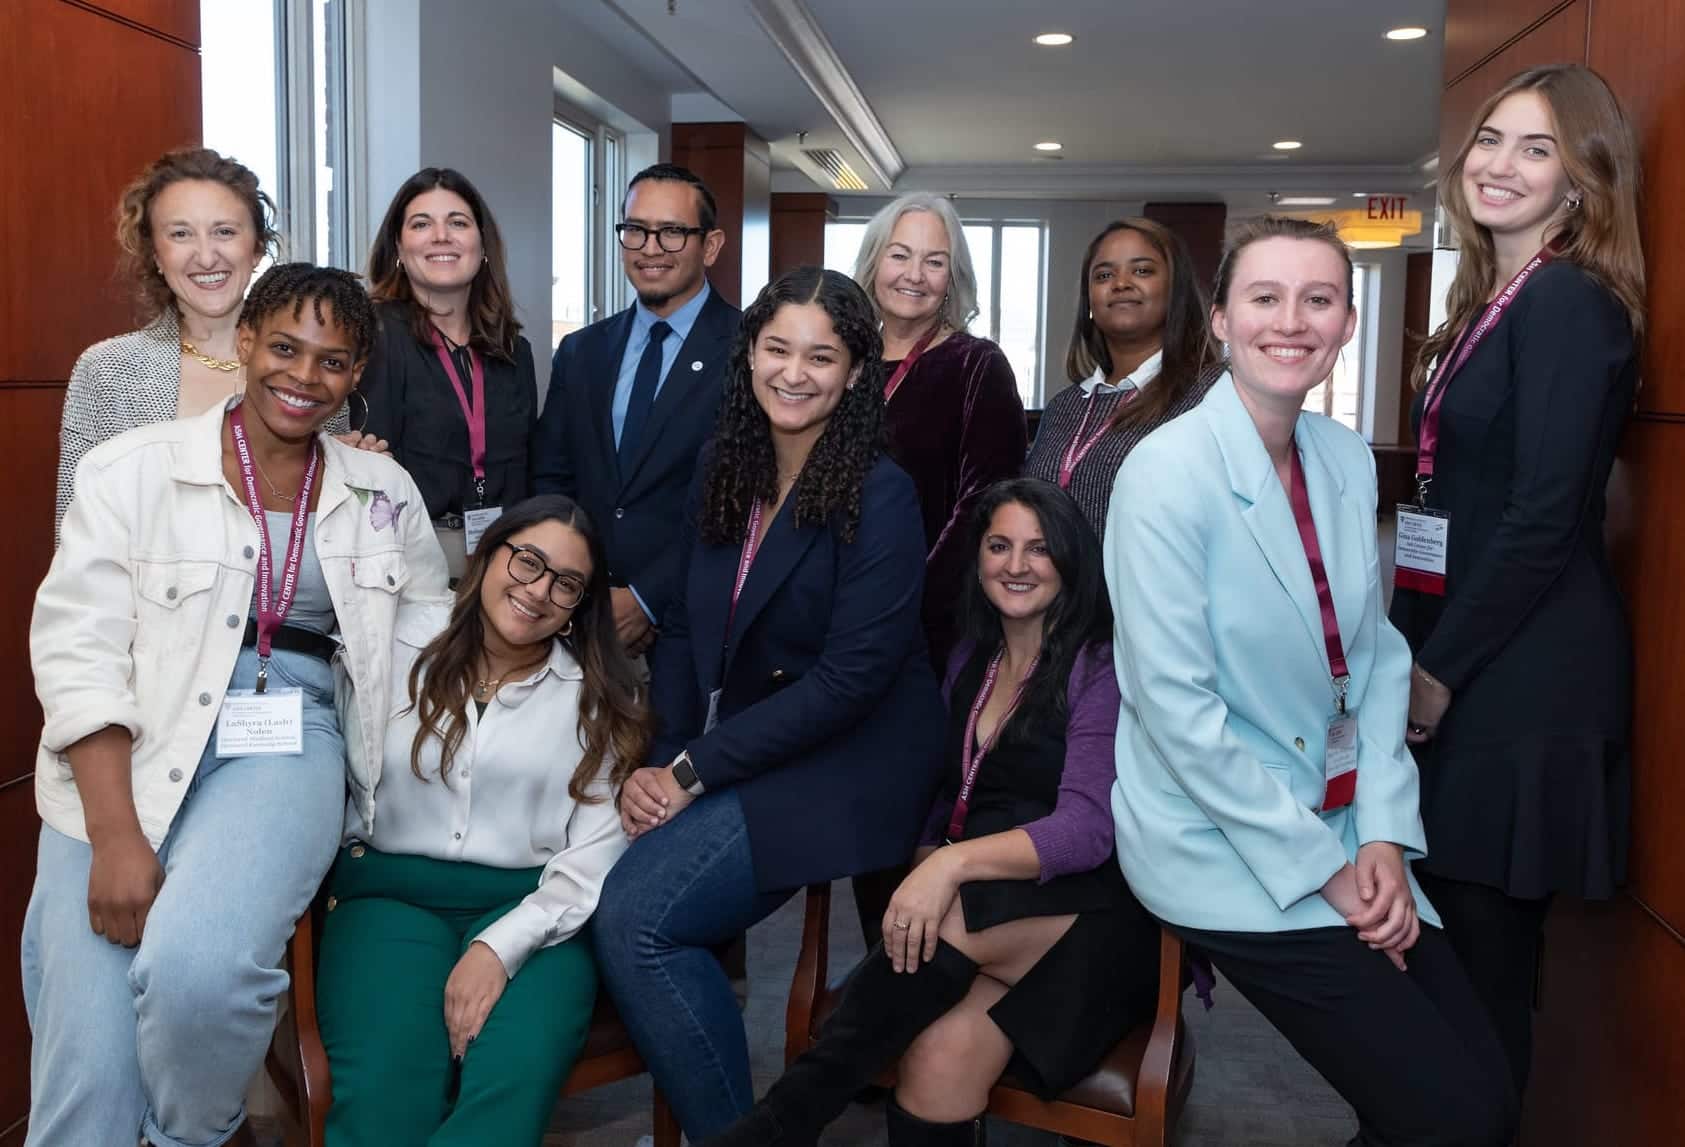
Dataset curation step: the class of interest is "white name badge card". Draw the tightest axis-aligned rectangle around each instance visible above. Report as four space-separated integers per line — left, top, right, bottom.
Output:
215 688 304 757
1393 506 1450 595
464 505 504 558
1321 712 1359 811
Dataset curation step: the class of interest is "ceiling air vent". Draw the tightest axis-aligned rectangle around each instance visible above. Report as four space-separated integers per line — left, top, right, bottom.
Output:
802 147 868 191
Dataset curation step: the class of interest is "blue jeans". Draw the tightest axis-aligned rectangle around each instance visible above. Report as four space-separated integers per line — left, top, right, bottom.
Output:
592 790 793 1139
21 647 346 1147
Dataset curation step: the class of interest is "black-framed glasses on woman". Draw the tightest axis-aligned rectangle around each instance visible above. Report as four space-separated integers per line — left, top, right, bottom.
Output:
615 222 707 252
501 542 587 609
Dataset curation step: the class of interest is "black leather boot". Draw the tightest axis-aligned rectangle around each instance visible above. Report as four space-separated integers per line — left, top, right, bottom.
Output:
700 940 980 1147
886 1096 985 1147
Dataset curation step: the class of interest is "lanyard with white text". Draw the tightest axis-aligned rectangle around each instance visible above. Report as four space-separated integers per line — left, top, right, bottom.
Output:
1414 248 1552 505
882 321 942 402
229 406 320 693
431 330 489 502
945 648 1039 843
726 499 768 638
1058 387 1140 488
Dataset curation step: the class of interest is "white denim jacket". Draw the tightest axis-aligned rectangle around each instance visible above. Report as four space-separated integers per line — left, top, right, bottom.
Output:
31 397 451 846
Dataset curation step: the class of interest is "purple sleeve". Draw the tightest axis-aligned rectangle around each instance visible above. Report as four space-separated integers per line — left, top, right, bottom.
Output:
1019 645 1121 882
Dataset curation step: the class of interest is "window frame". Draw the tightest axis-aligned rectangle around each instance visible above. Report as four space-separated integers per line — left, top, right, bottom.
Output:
555 97 627 341
268 0 363 269
960 218 1047 406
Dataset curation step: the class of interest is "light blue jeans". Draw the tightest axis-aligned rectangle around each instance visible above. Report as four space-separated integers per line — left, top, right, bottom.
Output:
21 646 346 1147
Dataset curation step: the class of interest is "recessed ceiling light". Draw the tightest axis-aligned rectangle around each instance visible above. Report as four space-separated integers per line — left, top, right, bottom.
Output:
1272 140 1303 151
1352 192 1370 198
1034 140 1063 152
1386 26 1430 41
1276 196 1336 207
1034 32 1074 46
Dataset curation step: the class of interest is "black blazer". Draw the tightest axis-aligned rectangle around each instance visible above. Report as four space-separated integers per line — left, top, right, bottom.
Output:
1388 260 1636 898
360 302 537 519
530 288 741 622
648 454 946 891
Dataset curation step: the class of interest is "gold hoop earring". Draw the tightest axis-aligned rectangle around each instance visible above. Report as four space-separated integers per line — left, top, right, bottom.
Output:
559 619 574 637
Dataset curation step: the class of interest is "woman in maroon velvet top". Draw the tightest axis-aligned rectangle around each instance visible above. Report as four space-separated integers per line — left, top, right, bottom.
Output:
852 193 1028 672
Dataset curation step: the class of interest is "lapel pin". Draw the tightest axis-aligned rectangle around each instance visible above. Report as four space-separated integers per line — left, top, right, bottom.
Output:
690 360 703 372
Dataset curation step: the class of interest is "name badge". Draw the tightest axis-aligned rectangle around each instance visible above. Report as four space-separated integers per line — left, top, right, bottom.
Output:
703 687 722 734
1393 505 1449 596
216 688 304 757
1321 711 1358 811
463 505 504 558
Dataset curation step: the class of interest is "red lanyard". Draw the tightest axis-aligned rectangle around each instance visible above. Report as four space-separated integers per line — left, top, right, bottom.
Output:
1287 451 1350 714
945 648 1039 842
726 499 767 635
229 406 320 693
1058 386 1140 489
430 330 488 483
882 321 942 402
1415 248 1552 499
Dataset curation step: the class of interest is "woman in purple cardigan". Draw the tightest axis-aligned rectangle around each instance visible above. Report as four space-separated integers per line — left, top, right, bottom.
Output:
702 478 1157 1147
852 193 1028 672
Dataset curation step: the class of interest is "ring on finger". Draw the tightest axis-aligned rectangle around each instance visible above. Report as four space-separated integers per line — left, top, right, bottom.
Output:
893 919 911 930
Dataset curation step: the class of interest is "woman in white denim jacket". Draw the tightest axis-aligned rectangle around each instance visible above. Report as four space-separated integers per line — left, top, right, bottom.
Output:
22 264 449 1147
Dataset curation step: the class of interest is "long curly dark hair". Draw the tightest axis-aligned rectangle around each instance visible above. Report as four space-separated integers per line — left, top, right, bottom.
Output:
956 478 1113 738
700 267 886 546
404 495 649 801
366 167 522 361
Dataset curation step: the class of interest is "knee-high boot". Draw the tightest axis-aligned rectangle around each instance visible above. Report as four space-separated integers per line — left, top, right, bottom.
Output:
886 1096 984 1147
700 940 980 1147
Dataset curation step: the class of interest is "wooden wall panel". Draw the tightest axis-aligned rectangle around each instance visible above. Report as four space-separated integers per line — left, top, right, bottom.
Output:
0 0 202 1133
1437 0 1587 174
1397 251 1433 446
1443 0 1577 84
0 0 202 380
1141 202 1226 303
671 122 752 308
770 192 836 279
1590 0 1685 416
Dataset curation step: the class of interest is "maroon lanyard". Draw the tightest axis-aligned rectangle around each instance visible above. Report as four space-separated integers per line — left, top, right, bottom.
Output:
1415 248 1552 501
1058 386 1140 488
726 499 767 636
882 321 942 402
945 648 1039 843
229 406 320 693
1287 450 1350 714
430 330 488 484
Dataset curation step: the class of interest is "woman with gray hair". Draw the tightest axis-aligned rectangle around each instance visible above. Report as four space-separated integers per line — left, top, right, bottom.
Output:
853 193 1027 672
850 192 1027 947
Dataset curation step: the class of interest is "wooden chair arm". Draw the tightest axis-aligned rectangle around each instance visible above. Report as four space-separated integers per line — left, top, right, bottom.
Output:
783 882 833 1067
1132 927 1186 1142
267 897 333 1146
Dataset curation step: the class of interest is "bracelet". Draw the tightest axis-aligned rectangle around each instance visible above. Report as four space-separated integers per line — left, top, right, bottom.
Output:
1413 663 1445 691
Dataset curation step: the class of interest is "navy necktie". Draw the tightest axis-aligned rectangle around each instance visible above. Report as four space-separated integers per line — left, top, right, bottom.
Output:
619 320 672 467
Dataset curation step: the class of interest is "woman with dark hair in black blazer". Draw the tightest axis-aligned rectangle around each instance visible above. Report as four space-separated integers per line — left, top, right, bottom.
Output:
1023 218 1223 533
362 168 538 579
591 266 945 1140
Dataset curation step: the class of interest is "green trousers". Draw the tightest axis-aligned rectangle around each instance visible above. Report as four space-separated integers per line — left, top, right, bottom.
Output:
316 845 597 1147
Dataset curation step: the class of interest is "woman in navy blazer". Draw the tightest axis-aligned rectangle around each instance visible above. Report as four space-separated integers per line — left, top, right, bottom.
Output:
592 266 945 1139
1108 218 1515 1147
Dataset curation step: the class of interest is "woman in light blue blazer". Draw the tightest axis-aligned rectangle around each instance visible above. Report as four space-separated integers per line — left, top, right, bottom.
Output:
1106 217 1515 1147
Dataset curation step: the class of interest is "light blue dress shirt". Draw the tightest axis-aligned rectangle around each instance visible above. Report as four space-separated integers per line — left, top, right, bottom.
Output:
610 281 713 448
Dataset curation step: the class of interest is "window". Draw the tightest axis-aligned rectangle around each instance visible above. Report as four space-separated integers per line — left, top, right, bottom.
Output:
824 218 1046 405
201 0 359 269
553 101 625 351
1300 263 1373 433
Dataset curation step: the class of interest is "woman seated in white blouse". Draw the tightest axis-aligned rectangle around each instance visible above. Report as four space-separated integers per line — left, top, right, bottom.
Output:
316 495 650 1147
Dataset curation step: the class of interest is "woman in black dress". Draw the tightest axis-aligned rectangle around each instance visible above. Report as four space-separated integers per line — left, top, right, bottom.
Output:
703 478 1158 1147
362 168 538 579
1390 64 1646 1096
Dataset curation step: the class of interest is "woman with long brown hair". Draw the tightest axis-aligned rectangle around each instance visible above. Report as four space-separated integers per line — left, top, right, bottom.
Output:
1024 218 1223 532
361 168 539 578
315 495 648 1146
1390 63 1645 1098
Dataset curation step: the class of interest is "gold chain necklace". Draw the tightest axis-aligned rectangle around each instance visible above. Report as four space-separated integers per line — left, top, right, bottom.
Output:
180 338 241 372
473 651 549 701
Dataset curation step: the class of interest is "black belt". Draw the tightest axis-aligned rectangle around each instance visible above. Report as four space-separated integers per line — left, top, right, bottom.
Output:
241 618 339 662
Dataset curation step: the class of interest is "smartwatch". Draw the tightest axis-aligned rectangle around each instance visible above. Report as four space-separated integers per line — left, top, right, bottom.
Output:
671 751 705 796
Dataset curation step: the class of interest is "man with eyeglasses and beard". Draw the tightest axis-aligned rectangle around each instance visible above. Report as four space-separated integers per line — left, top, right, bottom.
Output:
532 163 741 657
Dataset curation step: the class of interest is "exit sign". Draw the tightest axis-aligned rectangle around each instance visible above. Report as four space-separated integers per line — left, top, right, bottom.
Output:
1367 196 1410 220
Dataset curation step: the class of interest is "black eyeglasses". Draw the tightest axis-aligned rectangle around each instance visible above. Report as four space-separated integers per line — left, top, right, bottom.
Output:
615 222 707 253
501 542 587 609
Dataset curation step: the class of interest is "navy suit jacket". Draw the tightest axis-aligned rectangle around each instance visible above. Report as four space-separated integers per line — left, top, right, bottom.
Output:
530 288 741 622
649 453 946 891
